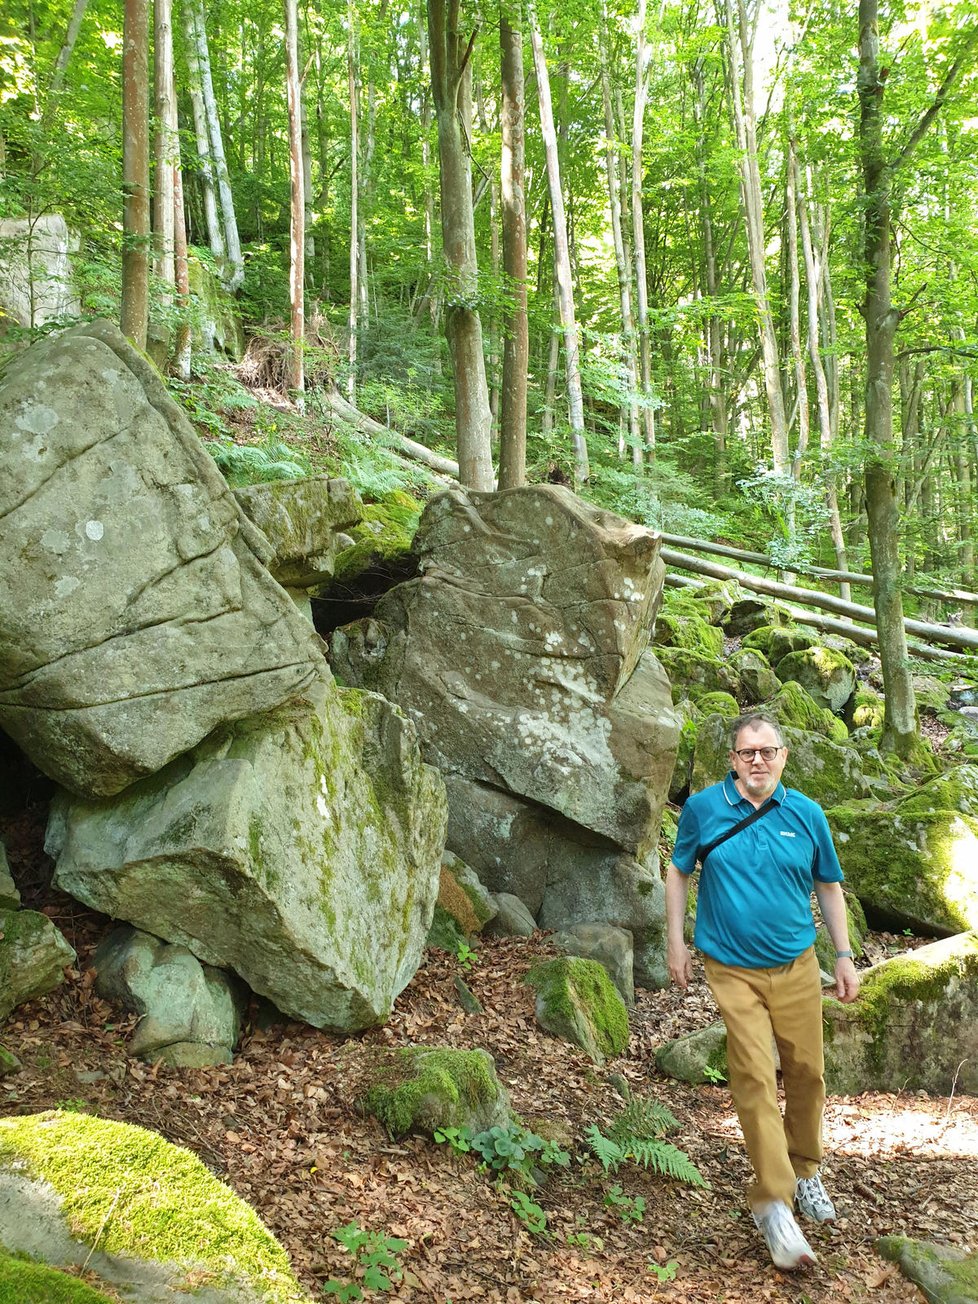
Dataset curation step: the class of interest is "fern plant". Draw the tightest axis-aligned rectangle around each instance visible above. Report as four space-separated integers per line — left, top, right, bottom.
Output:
204 437 311 487
585 1093 709 1189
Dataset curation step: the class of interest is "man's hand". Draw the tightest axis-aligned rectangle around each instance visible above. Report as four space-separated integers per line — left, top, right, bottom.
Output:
668 940 694 990
834 955 860 1003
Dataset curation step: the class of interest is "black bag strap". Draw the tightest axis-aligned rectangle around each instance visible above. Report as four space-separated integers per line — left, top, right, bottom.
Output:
695 800 776 868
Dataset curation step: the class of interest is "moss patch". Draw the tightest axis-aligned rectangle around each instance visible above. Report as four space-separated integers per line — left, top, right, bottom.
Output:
332 492 421 584
362 1047 508 1138
526 957 629 1060
0 1250 115 1304
0 1111 306 1302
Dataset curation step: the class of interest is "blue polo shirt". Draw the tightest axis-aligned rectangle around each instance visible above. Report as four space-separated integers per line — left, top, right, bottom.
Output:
672 773 843 969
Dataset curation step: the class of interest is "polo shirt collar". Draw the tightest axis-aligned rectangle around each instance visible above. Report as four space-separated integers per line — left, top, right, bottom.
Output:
723 771 786 808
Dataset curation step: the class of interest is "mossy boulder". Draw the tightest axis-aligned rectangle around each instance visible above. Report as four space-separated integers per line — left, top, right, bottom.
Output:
426 851 497 951
727 647 780 704
0 1247 116 1303
0 909 75 1021
814 890 867 973
775 646 856 715
876 1235 978 1304
897 764 978 820
827 801 978 935
669 700 701 802
0 843 18 911
525 956 629 1064
726 598 793 638
766 680 850 744
850 688 884 730
361 1047 511 1138
684 580 739 626
331 491 422 587
911 675 953 712
653 611 723 659
0 1111 310 1302
655 647 740 705
823 932 978 1094
654 1021 728 1085
233 476 362 590
742 624 818 664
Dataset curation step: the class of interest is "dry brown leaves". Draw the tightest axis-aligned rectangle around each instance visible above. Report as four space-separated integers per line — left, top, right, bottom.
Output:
2 808 975 1304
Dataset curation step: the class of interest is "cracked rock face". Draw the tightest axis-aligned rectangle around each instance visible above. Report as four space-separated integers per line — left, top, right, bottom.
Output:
332 486 680 985
0 321 325 798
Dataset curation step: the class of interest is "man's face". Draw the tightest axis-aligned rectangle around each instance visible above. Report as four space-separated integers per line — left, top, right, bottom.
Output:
729 722 787 802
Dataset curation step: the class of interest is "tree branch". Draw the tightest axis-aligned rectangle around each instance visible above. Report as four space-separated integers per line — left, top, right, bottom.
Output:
894 26 978 171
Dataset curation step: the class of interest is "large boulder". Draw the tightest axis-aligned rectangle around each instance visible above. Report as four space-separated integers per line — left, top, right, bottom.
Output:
0 1110 310 1302
827 800 978 935
526 957 629 1065
93 927 247 1067
0 321 325 797
823 932 978 1094
0 843 18 911
233 476 362 591
775 646 857 715
0 215 80 328
47 682 446 1031
361 1047 511 1138
0 909 75 1021
332 485 679 858
332 487 680 986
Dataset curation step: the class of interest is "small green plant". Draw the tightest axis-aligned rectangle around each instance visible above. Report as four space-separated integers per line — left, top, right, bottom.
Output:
603 1183 646 1224
509 1189 547 1235
53 1098 91 1114
469 1123 571 1182
647 1259 680 1283
321 1221 408 1300
454 939 477 972
432 1125 472 1154
703 1064 726 1085
585 1093 709 1188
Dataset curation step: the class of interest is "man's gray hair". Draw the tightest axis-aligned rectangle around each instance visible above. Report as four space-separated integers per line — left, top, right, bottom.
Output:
729 712 786 750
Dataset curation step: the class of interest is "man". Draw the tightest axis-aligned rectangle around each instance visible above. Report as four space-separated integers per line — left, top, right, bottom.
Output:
665 712 860 1272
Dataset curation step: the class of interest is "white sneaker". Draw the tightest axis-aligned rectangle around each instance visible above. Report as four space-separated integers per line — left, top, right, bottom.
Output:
795 1173 836 1222
752 1200 818 1270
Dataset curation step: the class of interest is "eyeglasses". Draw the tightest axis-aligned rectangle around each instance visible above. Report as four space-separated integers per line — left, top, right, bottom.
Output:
733 747 782 761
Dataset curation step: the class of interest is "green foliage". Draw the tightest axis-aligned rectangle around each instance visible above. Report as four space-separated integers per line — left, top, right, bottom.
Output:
603 1183 646 1223
702 1064 726 1085
204 437 311 487
322 1222 409 1300
508 1189 547 1235
736 469 831 572
0 1248 116 1303
468 1122 571 1182
584 1093 708 1188
647 1259 680 1284
454 939 477 973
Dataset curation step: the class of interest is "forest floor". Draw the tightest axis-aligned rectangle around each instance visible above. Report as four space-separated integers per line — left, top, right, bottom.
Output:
3 794 977 1304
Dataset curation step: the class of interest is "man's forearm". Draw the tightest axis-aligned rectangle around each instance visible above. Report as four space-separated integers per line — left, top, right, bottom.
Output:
665 862 691 944
814 880 851 953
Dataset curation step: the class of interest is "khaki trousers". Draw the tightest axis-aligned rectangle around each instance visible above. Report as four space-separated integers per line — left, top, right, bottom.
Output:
704 947 824 1209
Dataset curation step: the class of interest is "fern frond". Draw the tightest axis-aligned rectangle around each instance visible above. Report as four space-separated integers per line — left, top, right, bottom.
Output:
584 1125 625 1175
624 1139 709 1189
608 1097 680 1143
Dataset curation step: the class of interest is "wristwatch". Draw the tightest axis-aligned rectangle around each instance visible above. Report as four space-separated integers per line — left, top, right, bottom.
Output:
835 949 853 959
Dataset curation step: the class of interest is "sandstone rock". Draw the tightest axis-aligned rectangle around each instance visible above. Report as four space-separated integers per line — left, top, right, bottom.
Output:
93 927 247 1065
361 1047 511 1137
0 843 18 911
823 932 978 1094
0 909 75 1021
0 1110 310 1302
655 1022 728 1085
0 321 325 797
526 956 629 1065
484 893 537 938
775 646 856 715
550 923 635 1007
0 215 79 328
426 851 497 952
332 485 679 859
48 683 446 1031
233 477 362 589
876 1235 978 1304
728 647 780 704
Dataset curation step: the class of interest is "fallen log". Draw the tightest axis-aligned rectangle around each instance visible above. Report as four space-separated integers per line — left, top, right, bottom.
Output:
660 546 978 654
321 388 461 479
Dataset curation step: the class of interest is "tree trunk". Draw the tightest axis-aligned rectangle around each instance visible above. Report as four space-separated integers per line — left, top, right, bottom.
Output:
181 0 224 260
49 0 89 96
724 0 789 472
284 0 305 399
153 0 176 291
785 137 808 479
347 1 360 401
631 0 655 458
497 4 528 489
120 0 150 349
188 0 243 289
528 0 589 483
172 110 192 381
426 0 494 490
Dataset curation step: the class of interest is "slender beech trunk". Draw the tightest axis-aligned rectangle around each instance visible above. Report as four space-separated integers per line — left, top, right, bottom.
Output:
172 116 192 380
527 0 589 483
497 4 528 489
182 1 224 260
120 0 150 348
188 0 243 289
49 0 89 96
600 14 641 464
284 0 305 399
785 138 808 479
724 0 788 471
631 0 655 457
347 2 360 401
153 0 176 292
426 0 494 490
